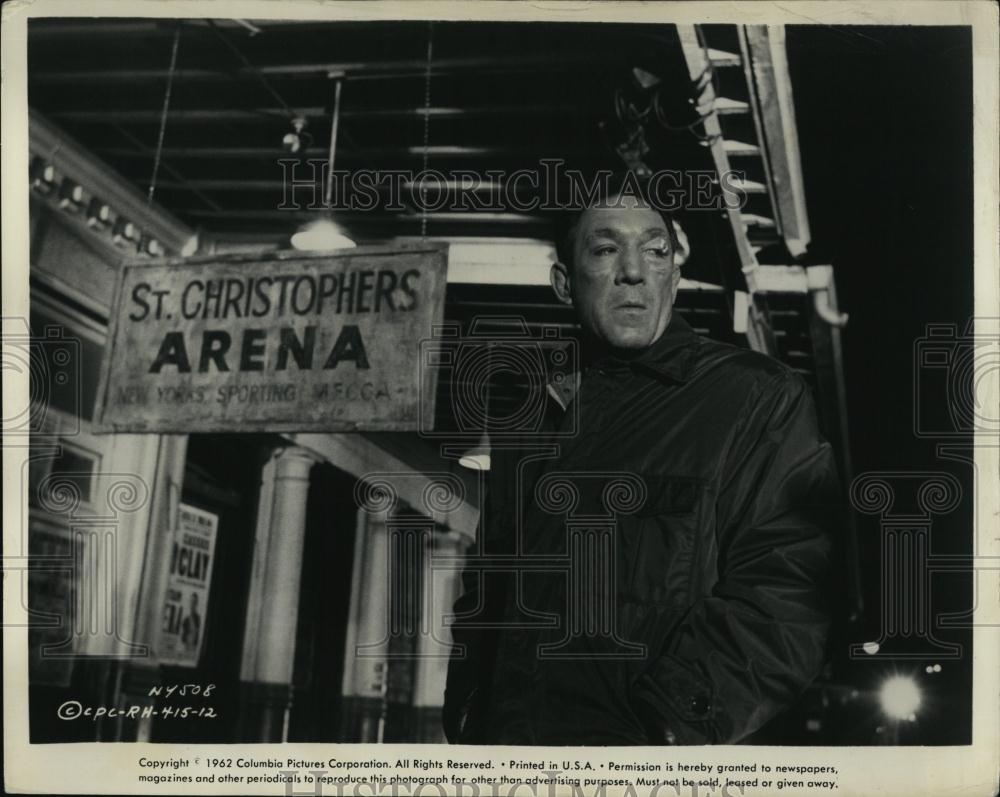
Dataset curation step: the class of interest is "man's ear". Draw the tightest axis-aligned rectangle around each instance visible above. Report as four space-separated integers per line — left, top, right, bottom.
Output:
550 261 574 305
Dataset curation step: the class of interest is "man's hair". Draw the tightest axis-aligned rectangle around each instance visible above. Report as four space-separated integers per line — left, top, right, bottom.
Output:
553 172 682 270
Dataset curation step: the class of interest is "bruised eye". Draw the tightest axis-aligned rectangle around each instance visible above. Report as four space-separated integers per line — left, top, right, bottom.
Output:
643 238 672 258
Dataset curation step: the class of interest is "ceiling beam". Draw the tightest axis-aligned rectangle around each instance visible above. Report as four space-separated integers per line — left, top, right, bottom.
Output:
28 19 313 37
177 208 547 224
109 124 223 212
290 431 479 536
138 179 530 192
47 103 587 124
30 52 629 84
95 144 576 160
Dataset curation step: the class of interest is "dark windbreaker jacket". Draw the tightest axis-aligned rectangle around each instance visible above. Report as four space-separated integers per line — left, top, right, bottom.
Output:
444 312 840 745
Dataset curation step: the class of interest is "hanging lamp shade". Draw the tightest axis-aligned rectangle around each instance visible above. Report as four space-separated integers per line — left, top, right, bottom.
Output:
290 217 356 251
458 428 491 471
459 328 491 472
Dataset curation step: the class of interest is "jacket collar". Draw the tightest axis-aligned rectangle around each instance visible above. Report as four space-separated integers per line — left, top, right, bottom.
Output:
546 312 699 410
610 311 699 384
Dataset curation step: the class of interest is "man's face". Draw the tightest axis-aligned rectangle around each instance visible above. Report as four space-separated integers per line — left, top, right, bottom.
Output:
552 199 682 350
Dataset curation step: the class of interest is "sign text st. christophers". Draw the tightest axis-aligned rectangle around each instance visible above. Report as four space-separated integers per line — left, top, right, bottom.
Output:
95 245 447 432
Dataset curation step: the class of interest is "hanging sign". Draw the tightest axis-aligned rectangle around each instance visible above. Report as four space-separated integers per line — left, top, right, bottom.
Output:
95 244 448 432
158 503 218 667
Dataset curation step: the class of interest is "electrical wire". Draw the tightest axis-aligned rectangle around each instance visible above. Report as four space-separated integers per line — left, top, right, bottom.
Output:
652 91 717 138
205 19 298 123
147 24 181 206
420 22 434 239
324 78 343 209
202 18 389 193
614 89 651 124
114 125 221 211
630 26 721 145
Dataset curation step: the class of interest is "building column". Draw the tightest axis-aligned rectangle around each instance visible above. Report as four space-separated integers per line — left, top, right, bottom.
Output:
126 433 188 743
238 446 317 742
340 513 391 741
340 472 467 742
411 531 467 743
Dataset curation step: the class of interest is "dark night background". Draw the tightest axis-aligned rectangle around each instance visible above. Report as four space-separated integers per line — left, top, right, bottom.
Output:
786 25 974 743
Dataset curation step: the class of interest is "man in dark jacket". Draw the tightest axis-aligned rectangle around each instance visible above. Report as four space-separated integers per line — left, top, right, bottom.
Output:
444 180 839 745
